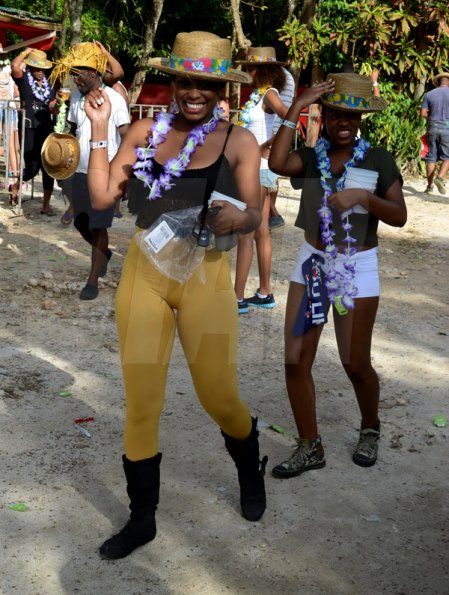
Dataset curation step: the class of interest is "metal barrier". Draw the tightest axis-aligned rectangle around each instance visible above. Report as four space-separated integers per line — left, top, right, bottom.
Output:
0 100 27 213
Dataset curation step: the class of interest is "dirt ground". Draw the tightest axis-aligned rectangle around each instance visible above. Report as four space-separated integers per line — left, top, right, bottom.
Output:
0 176 448 595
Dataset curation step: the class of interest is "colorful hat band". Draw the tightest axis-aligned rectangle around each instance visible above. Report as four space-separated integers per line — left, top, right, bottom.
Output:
169 53 231 75
324 92 371 109
246 55 277 63
27 58 49 68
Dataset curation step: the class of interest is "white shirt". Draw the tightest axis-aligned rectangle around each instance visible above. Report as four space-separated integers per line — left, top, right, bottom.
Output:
272 67 295 135
68 86 130 174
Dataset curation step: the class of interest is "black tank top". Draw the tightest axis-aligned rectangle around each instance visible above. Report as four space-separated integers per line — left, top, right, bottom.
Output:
127 124 240 229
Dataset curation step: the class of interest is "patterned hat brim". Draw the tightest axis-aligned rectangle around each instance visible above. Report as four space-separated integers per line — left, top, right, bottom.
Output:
148 57 252 85
321 94 388 113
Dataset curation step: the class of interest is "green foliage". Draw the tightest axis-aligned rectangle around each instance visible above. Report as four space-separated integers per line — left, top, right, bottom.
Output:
361 82 426 173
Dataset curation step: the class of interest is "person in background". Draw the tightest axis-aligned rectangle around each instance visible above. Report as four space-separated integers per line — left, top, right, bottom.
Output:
268 43 295 230
420 72 449 195
59 41 129 225
234 46 290 314
268 73 407 478
9 48 56 214
83 30 267 560
0 47 20 184
50 41 130 300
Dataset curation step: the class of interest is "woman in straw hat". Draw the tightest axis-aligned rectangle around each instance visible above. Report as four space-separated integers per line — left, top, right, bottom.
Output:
234 46 292 313
10 47 56 214
268 72 407 478
83 31 267 559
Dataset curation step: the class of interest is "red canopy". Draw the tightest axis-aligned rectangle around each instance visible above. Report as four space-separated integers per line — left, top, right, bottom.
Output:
0 7 62 53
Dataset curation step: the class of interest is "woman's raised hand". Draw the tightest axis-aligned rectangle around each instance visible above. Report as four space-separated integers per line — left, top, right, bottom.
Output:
84 87 111 122
296 79 335 108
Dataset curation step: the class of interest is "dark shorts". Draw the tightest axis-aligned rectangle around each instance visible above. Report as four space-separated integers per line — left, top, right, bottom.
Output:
425 129 449 163
72 172 114 230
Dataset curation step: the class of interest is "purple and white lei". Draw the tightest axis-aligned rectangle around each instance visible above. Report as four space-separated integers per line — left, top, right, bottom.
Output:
26 70 51 104
133 103 222 200
314 136 371 309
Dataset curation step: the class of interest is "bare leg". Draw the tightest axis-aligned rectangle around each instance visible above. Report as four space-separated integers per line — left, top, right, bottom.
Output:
88 228 110 287
437 159 449 179
254 188 273 295
284 282 325 439
41 189 54 215
426 162 436 187
333 297 380 429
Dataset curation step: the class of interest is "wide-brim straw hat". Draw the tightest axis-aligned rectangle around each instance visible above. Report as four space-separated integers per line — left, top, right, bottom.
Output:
49 42 108 85
41 133 80 180
24 49 53 70
236 47 286 66
321 72 387 113
148 31 252 85
432 72 449 86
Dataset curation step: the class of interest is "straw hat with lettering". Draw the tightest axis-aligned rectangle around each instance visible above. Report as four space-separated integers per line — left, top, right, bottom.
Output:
148 31 252 85
236 47 286 66
41 132 80 180
49 42 108 85
24 49 53 70
432 72 449 86
321 72 387 113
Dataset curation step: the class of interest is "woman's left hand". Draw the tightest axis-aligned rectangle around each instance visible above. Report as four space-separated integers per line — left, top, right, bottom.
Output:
84 87 111 122
328 189 369 212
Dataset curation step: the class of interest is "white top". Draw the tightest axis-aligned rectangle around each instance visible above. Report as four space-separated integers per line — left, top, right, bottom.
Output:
272 68 295 135
246 87 279 170
68 86 130 174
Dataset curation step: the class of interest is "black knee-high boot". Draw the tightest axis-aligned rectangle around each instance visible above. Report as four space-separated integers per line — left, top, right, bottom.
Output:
99 453 162 560
221 418 268 522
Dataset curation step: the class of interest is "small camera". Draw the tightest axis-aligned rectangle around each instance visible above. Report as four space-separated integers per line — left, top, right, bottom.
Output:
192 220 211 247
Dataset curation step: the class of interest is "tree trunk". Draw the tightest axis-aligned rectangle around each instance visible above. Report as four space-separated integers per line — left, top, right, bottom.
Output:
414 74 426 101
301 0 320 147
229 0 251 115
68 0 83 45
128 0 164 105
56 0 70 60
286 0 299 20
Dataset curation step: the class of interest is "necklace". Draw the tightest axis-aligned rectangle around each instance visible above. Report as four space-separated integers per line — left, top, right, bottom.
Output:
133 103 222 200
237 85 270 127
26 70 51 103
314 136 371 309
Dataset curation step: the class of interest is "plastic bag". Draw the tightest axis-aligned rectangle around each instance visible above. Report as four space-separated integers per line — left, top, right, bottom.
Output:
137 207 207 283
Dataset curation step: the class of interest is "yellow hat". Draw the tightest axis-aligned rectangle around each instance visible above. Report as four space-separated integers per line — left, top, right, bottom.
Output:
41 133 80 180
49 42 108 85
432 72 449 86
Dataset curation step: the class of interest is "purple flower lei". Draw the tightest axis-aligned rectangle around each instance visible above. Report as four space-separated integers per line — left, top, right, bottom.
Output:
314 136 371 309
133 103 223 200
26 70 51 104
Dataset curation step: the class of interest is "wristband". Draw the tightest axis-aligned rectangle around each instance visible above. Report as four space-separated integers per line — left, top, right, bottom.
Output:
281 119 297 130
89 140 108 150
372 82 378 87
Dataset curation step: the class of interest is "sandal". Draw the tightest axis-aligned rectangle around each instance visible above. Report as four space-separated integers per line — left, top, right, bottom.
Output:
60 211 74 226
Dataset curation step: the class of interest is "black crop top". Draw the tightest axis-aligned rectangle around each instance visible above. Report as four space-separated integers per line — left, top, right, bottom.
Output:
127 124 240 229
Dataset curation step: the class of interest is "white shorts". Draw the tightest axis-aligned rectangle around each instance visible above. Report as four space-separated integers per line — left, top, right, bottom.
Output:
291 241 380 298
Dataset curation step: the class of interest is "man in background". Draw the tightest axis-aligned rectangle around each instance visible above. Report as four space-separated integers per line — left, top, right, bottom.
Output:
420 72 449 195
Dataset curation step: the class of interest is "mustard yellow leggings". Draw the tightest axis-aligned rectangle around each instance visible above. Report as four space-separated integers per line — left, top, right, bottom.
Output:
116 236 252 461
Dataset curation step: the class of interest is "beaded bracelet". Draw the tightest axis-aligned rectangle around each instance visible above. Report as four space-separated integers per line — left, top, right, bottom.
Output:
281 119 297 130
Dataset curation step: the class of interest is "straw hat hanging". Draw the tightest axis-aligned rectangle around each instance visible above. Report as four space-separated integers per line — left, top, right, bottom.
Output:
321 73 387 113
41 132 80 180
148 31 252 85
